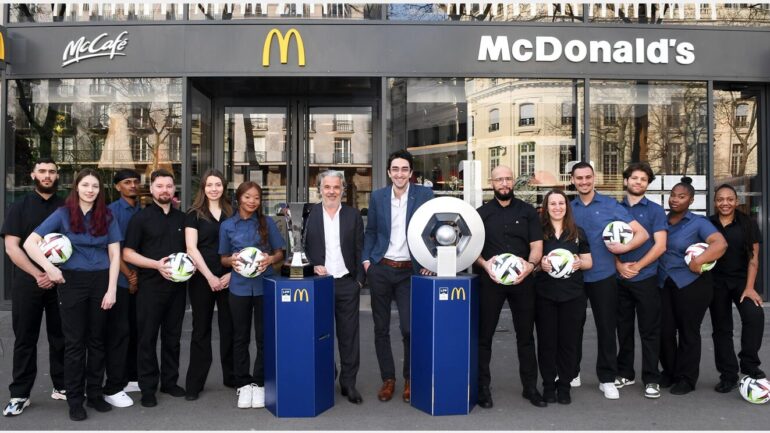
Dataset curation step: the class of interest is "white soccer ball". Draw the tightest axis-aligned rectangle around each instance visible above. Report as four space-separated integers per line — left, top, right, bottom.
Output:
39 233 73 265
684 242 716 272
491 253 524 285
546 248 576 279
167 252 196 282
235 247 266 278
739 376 770 404
603 221 634 246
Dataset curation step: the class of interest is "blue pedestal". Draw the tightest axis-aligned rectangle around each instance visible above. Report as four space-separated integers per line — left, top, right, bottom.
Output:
264 276 335 417
411 274 479 416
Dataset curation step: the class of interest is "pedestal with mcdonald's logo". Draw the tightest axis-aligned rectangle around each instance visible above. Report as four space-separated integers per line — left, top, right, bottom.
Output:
411 274 479 416
264 275 335 417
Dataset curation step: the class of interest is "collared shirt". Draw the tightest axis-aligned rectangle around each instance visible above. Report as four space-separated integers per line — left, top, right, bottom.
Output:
658 211 718 289
219 213 285 297
322 205 349 278
34 207 122 271
185 210 226 277
476 196 543 265
709 214 762 290
619 196 668 282
1 192 65 284
123 202 186 289
536 227 590 302
571 191 634 283
383 184 410 261
108 196 141 287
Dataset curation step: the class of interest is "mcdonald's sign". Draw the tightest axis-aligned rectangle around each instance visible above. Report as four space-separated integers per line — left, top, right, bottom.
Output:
0 28 6 69
293 288 309 302
450 287 466 301
262 28 305 67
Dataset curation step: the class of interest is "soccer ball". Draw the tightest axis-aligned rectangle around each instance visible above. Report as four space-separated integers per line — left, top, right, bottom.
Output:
684 242 717 272
739 376 770 404
491 253 524 285
39 233 73 265
602 221 634 245
235 247 266 278
546 248 576 279
167 252 196 282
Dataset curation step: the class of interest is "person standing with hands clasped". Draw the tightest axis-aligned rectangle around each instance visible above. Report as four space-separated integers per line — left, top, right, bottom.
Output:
24 168 122 421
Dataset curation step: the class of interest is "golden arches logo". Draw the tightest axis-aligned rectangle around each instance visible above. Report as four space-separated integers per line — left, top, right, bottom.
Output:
0 31 5 62
262 28 305 67
450 287 466 301
293 288 309 302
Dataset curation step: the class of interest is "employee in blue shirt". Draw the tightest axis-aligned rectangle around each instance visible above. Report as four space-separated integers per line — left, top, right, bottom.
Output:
24 168 122 421
219 181 285 410
570 161 649 400
659 177 726 395
614 163 668 399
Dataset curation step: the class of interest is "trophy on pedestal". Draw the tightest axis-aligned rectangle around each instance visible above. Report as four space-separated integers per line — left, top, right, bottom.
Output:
281 202 313 278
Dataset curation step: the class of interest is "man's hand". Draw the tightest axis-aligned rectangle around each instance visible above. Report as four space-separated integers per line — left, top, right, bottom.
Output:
127 269 138 287
220 273 231 289
314 265 328 276
483 256 502 284
157 257 174 281
419 268 436 276
616 261 639 280
35 272 55 289
363 261 370 273
606 242 632 255
512 258 534 285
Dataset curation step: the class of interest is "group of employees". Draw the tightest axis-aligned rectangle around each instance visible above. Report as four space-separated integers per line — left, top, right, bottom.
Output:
1 151 763 421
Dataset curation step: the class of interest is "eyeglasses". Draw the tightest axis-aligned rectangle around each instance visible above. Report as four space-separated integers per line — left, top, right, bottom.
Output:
491 177 513 184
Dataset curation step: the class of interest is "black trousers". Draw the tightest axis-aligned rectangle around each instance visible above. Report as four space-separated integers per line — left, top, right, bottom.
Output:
8 277 65 399
585 276 619 383
126 290 138 382
103 285 130 395
709 278 765 382
185 273 234 393
478 274 538 390
660 274 713 388
58 270 109 407
368 262 412 381
229 294 264 388
334 276 361 388
536 294 586 392
136 283 186 394
616 276 662 384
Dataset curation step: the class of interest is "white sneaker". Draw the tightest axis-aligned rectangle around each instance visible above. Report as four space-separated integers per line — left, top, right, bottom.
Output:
3 398 30 416
104 391 134 408
123 381 141 393
614 377 635 389
599 382 620 399
51 389 67 400
570 374 581 388
644 383 661 399
252 385 265 409
237 385 253 409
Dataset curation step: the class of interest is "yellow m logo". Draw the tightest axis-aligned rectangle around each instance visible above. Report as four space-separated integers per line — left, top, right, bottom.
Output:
450 287 466 301
293 288 309 302
262 28 305 67
0 31 5 62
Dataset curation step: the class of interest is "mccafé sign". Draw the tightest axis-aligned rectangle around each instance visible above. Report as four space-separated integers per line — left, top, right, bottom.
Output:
478 35 695 65
62 31 128 67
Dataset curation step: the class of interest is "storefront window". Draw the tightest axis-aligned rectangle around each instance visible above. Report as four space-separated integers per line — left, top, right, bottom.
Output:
188 3 381 20
10 3 179 22
588 3 770 27
7 78 183 204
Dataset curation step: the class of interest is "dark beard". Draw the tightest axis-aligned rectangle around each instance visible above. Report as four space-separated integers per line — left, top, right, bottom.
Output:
493 189 513 201
155 197 172 205
34 178 58 195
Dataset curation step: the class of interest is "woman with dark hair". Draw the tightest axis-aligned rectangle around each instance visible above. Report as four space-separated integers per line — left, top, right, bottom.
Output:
537 189 592 405
184 169 235 401
219 182 285 409
708 184 765 392
23 168 122 421
658 177 727 395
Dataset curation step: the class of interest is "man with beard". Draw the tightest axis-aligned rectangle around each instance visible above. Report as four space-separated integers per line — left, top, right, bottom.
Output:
475 165 545 408
102 169 142 408
2 158 66 416
614 162 667 399
123 169 187 408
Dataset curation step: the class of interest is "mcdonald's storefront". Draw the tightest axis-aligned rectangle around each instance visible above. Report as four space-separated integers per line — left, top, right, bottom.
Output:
3 4 770 304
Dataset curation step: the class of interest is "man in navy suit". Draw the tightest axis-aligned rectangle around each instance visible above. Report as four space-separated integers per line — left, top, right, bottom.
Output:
305 170 365 405
362 149 434 403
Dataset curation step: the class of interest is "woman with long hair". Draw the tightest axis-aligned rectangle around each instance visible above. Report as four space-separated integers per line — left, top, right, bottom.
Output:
658 177 727 395
184 169 235 400
536 189 592 405
219 182 285 409
23 168 122 421
708 184 765 392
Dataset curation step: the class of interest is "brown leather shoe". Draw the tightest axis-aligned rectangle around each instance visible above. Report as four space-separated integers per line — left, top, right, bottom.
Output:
402 380 411 402
377 379 396 402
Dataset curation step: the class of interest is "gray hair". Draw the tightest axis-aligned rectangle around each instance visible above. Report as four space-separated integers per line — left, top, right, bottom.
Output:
316 170 347 193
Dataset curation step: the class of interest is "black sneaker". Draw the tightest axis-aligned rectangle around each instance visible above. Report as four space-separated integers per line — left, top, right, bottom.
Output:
160 385 186 398
543 388 557 404
86 397 112 413
140 393 157 408
557 388 571 405
69 405 87 421
477 386 493 409
714 379 739 393
670 381 694 395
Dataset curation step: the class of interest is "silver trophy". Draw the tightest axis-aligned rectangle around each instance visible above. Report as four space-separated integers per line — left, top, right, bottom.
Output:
282 202 312 278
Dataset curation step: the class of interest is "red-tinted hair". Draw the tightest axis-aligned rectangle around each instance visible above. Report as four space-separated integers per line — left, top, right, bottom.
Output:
65 168 112 237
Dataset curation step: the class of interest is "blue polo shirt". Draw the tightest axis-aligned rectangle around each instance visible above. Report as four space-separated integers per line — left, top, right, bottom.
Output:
619 196 668 282
219 213 285 297
571 191 634 283
34 207 122 272
658 211 718 289
108 197 141 287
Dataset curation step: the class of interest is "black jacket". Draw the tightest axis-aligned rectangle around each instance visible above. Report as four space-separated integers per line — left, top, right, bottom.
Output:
304 203 365 286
